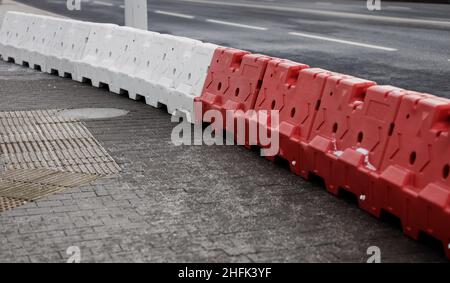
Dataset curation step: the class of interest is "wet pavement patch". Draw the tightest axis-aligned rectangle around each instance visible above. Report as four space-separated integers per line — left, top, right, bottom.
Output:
57 108 128 120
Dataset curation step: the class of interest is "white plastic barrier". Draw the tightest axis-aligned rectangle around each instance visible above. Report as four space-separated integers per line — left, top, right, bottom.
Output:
137 35 198 110
0 12 218 122
47 19 91 77
74 23 119 86
129 34 217 121
170 41 217 121
0 12 36 64
0 12 70 73
132 32 175 105
26 16 54 71
150 35 202 116
0 12 21 62
26 16 71 73
111 28 159 97
14 14 43 67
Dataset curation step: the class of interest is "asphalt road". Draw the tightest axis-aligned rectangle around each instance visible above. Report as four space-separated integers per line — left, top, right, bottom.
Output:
15 0 450 98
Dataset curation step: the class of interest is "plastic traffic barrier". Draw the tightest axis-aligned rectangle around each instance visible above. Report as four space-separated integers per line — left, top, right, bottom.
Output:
74 23 120 85
16 14 46 69
47 20 92 78
335 86 411 214
109 32 217 122
251 60 322 173
114 30 167 102
310 84 411 215
0 12 36 65
140 34 216 121
305 75 377 192
170 41 217 122
85 25 137 92
195 47 271 132
0 12 16 60
28 16 77 74
0 12 88 76
0 12 217 122
376 93 450 257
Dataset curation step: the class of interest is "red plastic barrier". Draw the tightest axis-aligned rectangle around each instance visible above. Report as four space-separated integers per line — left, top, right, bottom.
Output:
195 47 450 258
376 93 450 257
195 47 271 134
253 62 338 174
307 85 410 216
303 75 377 189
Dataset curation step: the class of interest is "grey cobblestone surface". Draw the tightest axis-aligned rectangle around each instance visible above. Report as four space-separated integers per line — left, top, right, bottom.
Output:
0 61 447 262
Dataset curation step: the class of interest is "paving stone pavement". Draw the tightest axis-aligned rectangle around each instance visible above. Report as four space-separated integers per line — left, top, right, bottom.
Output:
0 61 447 263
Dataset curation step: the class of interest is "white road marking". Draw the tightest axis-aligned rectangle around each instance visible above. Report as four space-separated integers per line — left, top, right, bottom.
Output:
386 6 411 11
154 10 195 19
206 19 268 30
289 32 397 51
93 1 114 7
179 0 450 28
119 5 124 9
316 2 332 5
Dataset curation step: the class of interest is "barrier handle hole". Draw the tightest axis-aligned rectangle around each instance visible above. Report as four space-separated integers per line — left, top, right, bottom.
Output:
409 151 417 165
443 164 450 179
332 123 338 133
315 100 321 111
388 123 395 136
357 132 364 143
271 100 276 110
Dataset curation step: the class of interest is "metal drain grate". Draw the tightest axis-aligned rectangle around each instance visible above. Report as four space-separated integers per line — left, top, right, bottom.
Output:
0 196 27 213
0 109 121 212
0 109 120 175
0 168 98 201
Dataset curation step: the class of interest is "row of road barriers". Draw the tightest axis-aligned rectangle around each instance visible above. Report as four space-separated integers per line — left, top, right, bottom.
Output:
0 12 217 122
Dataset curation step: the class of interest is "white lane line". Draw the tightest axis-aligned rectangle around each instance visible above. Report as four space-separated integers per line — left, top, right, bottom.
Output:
315 2 332 6
206 19 268 30
289 32 397 51
93 1 114 7
387 6 411 11
119 5 124 9
179 0 450 28
154 10 195 19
